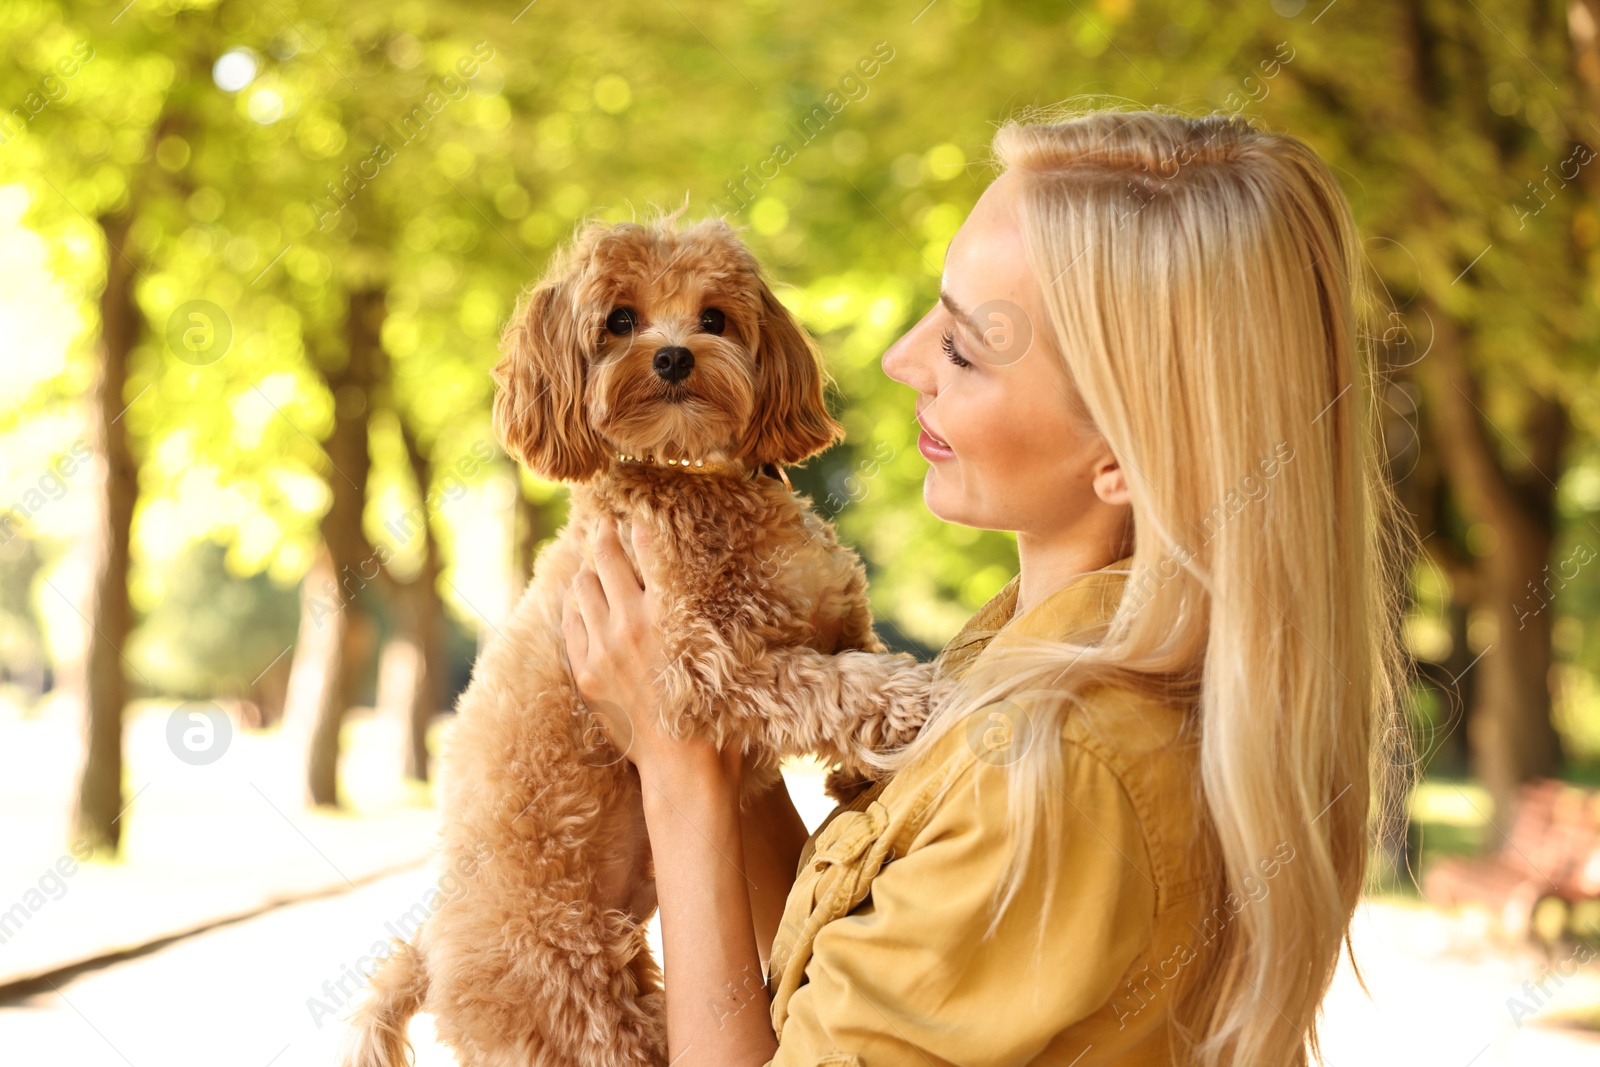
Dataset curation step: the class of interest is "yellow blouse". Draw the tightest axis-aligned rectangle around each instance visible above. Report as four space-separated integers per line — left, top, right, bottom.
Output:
762 557 1224 1066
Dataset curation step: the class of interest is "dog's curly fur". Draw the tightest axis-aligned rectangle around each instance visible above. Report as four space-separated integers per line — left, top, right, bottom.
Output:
340 214 938 1067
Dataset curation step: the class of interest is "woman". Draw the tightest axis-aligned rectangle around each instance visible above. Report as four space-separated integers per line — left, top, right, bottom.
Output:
562 107 1408 1066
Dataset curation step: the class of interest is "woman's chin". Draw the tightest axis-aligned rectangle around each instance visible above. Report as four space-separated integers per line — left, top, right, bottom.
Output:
923 467 1005 531
922 467 967 525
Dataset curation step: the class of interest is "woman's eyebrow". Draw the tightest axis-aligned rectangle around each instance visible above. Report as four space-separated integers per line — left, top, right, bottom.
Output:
939 289 983 335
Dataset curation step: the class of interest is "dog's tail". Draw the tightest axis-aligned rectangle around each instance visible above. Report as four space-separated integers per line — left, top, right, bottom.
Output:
341 938 428 1067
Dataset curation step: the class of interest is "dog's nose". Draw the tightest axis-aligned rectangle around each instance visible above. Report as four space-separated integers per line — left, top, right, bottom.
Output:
653 346 694 383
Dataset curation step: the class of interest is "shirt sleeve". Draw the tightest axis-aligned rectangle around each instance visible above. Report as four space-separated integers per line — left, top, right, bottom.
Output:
765 736 1157 1067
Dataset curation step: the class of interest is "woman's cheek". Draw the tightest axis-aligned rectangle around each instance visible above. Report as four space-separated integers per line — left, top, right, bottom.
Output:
955 394 1012 477
941 387 984 459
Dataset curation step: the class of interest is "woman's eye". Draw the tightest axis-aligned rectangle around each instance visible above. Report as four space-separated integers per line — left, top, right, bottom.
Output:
605 307 637 335
940 330 972 368
699 308 726 335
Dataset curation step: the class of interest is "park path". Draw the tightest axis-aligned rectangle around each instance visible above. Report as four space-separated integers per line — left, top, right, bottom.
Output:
1321 897 1600 1067
0 700 441 989
3 861 1599 1066
3 705 1596 1066
0 863 448 1067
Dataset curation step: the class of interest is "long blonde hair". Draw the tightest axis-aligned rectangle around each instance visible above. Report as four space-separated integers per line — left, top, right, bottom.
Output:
857 106 1411 1066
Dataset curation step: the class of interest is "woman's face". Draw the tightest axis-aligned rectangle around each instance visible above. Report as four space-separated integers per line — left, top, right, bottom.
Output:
882 170 1125 538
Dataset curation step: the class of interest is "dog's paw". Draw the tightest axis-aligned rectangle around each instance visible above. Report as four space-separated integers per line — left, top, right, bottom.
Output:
653 653 722 733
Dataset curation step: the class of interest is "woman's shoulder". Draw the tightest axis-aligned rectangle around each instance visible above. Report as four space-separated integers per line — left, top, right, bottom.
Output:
826 683 1214 949
1057 684 1217 902
862 680 1189 843
936 557 1218 898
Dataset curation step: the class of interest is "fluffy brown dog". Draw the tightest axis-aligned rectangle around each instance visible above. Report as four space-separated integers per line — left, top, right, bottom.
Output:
341 214 935 1067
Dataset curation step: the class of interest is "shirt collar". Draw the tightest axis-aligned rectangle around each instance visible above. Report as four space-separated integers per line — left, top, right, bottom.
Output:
935 554 1134 682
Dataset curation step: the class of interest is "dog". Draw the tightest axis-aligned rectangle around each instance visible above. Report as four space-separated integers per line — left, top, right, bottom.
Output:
341 213 937 1067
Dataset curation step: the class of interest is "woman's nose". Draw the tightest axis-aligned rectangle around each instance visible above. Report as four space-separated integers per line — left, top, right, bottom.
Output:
882 305 938 393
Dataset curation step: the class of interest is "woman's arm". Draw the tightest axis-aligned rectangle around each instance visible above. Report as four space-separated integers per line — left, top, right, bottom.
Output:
562 519 783 1066
640 745 779 1064
741 779 810 973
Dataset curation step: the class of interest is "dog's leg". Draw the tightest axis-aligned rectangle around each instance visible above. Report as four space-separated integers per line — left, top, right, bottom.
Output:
823 552 888 658
748 645 941 766
659 631 940 776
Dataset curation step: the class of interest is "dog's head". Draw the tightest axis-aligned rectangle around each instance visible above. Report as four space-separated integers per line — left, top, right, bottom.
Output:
492 216 844 482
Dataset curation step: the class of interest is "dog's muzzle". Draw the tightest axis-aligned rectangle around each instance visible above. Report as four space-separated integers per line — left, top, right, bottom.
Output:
653 345 694 383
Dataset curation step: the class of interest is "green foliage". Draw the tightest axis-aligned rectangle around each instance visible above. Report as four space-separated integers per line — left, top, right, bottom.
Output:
126 537 299 699
2 0 1599 721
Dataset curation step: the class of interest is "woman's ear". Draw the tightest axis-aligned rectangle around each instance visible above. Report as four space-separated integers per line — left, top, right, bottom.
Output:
1091 450 1130 507
493 272 607 482
735 279 845 467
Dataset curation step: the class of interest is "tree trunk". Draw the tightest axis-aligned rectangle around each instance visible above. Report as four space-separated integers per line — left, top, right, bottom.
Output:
511 469 548 587
374 574 442 782
1398 403 1476 778
248 641 293 729
1470 392 1566 815
72 211 139 854
285 288 387 806
1416 305 1565 823
282 543 353 806
395 421 444 781
1417 594 1475 777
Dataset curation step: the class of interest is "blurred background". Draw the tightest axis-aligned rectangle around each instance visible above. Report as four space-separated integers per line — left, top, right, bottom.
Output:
3 0 1600 1063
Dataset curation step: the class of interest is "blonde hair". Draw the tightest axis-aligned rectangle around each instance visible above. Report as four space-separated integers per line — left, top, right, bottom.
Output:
858 105 1411 1066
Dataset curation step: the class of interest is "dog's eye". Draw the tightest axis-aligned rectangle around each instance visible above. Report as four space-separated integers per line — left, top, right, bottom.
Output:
605 307 637 335
699 308 726 335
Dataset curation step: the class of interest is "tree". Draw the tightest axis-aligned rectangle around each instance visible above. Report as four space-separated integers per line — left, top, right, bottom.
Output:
0 0 229 850
1269 0 1599 817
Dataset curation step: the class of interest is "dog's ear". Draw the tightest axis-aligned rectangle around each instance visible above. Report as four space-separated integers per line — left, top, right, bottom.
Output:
493 272 607 482
735 279 845 467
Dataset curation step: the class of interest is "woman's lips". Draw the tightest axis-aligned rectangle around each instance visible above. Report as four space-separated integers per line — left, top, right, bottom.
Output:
917 423 955 462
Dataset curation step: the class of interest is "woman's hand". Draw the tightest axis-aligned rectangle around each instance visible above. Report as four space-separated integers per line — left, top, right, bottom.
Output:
563 517 792 1064
565 519 779 1064
561 518 742 796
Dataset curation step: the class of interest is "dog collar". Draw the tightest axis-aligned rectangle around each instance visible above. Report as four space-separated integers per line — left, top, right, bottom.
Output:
613 451 792 490
615 451 739 474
